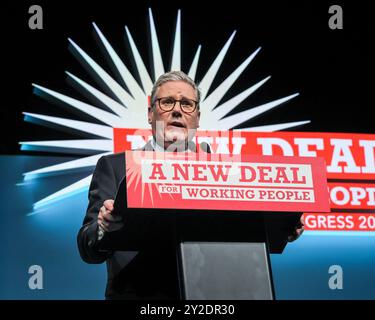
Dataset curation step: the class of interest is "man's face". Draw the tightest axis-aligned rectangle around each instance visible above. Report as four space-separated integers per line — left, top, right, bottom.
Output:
148 80 200 149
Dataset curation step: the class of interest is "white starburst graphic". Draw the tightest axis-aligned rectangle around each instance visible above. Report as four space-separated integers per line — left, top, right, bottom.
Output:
20 9 310 212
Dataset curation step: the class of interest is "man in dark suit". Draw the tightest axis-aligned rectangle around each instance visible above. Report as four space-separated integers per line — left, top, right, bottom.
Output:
77 71 304 300
77 71 202 299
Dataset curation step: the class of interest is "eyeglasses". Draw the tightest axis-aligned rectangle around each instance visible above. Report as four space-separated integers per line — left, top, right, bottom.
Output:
155 97 198 113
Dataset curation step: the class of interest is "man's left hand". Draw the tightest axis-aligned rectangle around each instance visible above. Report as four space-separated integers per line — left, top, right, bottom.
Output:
287 215 305 242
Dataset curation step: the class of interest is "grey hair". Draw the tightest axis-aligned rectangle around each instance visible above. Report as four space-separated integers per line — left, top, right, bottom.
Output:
150 71 201 109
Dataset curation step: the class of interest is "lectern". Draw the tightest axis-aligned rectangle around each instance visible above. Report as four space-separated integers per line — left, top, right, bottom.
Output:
176 210 303 299
101 151 329 300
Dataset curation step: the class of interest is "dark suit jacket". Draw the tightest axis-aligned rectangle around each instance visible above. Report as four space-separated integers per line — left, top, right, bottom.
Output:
77 141 179 299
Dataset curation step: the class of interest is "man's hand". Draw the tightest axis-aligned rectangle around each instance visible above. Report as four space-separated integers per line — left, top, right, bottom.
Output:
287 215 305 242
98 199 124 233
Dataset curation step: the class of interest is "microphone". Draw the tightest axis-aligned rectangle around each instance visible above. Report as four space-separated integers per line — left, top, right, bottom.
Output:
187 140 197 152
199 142 211 154
187 141 211 153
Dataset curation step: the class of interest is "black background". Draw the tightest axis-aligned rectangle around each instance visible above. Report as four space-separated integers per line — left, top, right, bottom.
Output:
3 0 374 155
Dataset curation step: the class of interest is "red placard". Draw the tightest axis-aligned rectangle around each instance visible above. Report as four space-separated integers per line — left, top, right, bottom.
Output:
125 151 330 213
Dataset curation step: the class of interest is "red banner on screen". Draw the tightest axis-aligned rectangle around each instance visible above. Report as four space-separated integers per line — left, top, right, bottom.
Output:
114 129 375 181
303 213 375 231
125 151 330 213
115 129 374 231
328 182 375 210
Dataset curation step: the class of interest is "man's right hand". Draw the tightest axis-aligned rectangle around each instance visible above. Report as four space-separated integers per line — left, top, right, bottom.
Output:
98 199 124 233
